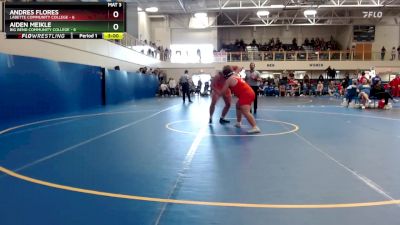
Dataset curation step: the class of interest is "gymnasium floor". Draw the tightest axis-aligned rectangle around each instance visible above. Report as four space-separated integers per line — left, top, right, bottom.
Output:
1 96 400 225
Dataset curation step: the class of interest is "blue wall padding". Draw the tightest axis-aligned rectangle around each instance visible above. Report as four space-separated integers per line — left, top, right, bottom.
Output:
105 69 158 104
0 53 159 121
0 53 103 121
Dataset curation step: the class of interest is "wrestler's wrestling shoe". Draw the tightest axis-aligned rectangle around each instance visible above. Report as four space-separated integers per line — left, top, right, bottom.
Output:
219 118 230 124
247 126 261 134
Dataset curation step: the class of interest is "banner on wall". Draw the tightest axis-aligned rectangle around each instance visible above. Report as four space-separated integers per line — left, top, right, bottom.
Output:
213 52 227 63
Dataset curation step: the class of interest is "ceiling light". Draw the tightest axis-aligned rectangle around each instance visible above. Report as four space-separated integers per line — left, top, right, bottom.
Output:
137 7 143 12
145 7 158 13
304 9 317 16
194 12 207 18
257 10 270 17
271 5 285 8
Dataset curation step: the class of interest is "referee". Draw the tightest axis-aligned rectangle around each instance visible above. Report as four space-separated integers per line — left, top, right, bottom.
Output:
245 62 261 114
179 70 192 103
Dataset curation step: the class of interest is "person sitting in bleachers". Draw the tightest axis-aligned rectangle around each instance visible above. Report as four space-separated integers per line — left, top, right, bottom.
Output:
279 76 288 97
388 74 400 97
343 79 358 107
337 82 344 97
199 81 209 96
289 80 300 96
316 81 324 96
358 79 371 109
370 80 398 109
168 78 177 96
159 83 170 97
328 81 335 96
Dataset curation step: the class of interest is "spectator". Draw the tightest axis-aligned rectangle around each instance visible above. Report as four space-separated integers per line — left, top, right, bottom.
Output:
159 83 170 97
302 83 310 96
351 45 356 59
328 81 335 96
221 36 340 53
371 74 381 87
391 47 396 60
358 79 371 109
343 73 350 89
381 46 386 60
158 71 165 83
358 72 367 84
318 74 324 83
344 79 358 107
389 74 400 97
164 48 170 61
397 46 400 60
304 38 310 46
196 79 203 94
203 81 210 95
337 82 344 96
326 66 333 80
279 76 288 96
197 49 201 62
316 81 324 96
168 78 177 96
371 80 398 109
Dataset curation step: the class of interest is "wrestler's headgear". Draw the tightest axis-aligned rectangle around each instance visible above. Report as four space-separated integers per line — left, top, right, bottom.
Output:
222 65 234 79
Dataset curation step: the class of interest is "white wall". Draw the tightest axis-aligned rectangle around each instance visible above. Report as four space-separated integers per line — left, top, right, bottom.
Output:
335 25 352 49
170 28 218 50
169 14 218 50
150 17 171 48
126 3 139 38
138 12 151 43
147 14 218 49
0 37 160 71
372 25 400 53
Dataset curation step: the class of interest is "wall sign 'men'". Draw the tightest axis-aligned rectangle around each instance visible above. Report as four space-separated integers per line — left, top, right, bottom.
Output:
363 11 383 18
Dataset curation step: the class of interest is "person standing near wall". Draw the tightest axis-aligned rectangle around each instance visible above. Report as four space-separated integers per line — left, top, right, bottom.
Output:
381 46 386 60
168 78 177 96
397 46 400 60
179 70 192 103
245 62 261 114
391 47 396 60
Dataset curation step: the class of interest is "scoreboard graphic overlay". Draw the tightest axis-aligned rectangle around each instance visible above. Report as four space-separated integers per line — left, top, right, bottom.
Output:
3 2 126 39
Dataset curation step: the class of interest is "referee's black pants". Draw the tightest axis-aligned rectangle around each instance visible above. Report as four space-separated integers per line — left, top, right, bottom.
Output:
181 83 191 102
251 86 259 113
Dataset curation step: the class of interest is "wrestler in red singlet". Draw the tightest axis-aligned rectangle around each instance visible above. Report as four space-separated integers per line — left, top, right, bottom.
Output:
229 76 255 106
215 65 261 134
213 72 232 98
209 72 232 124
